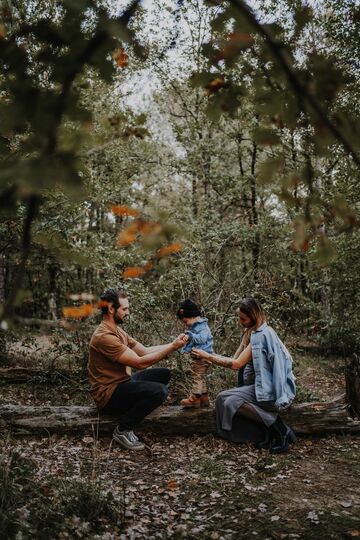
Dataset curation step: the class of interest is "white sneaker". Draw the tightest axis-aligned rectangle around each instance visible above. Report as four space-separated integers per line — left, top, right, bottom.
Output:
113 427 145 450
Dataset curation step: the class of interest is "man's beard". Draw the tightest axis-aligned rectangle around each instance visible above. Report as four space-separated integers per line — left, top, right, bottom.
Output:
114 313 128 324
113 313 124 325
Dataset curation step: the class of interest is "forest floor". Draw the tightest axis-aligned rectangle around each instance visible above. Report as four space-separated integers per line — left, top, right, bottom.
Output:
1 338 360 539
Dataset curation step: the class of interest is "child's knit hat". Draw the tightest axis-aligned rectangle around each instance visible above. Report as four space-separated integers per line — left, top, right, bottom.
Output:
177 299 201 319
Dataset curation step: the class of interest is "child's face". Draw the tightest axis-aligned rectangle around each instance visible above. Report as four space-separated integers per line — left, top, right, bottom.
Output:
181 317 192 327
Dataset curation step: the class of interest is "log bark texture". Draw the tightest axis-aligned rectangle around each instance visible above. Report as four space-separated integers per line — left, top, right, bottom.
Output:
0 394 359 437
0 367 42 383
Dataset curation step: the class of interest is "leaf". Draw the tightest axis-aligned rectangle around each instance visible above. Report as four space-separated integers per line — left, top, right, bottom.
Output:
117 229 137 247
340 500 353 508
215 31 254 64
112 48 128 68
0 24 7 39
63 303 95 319
14 289 33 307
143 260 154 271
167 479 178 491
156 243 182 259
313 238 337 266
111 205 140 217
122 266 147 279
258 157 283 185
205 77 227 96
294 6 313 36
252 127 281 146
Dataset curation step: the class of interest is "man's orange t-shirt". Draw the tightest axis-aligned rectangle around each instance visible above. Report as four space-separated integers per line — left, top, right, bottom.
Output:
88 320 138 409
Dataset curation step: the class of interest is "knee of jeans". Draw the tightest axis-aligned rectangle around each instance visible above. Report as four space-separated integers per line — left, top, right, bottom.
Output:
162 368 171 385
155 385 168 403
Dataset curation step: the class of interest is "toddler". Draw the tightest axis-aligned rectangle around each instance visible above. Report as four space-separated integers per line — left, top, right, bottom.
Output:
177 299 213 408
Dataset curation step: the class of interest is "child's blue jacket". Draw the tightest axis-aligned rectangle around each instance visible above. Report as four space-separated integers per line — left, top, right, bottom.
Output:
182 317 214 354
250 323 296 410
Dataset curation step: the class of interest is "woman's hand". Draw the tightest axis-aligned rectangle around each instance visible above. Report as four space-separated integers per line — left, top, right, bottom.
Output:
192 349 234 368
191 348 212 362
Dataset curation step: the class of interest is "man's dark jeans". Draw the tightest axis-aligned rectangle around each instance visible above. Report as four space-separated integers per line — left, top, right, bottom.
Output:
102 368 171 431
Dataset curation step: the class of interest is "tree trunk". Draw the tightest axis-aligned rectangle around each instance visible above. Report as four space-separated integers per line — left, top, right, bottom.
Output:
345 355 360 417
250 141 260 279
0 253 5 305
1 395 359 437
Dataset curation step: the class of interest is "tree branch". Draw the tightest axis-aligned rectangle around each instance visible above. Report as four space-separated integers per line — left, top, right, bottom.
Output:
226 0 360 167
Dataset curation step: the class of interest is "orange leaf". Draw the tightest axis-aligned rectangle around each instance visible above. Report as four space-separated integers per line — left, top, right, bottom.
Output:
156 243 182 259
0 24 7 39
144 260 154 271
301 239 310 252
111 205 140 217
113 48 128 68
63 304 95 319
137 221 162 236
228 31 254 46
118 230 137 247
167 479 178 491
122 266 147 279
205 77 226 96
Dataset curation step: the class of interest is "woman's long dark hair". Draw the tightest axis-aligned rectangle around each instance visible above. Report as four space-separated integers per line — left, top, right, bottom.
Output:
238 297 266 328
237 299 266 355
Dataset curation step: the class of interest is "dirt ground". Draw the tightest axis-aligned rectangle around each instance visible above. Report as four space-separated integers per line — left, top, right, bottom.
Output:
1 431 359 539
1 340 359 539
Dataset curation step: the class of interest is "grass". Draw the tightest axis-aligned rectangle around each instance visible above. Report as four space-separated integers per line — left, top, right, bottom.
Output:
0 448 124 539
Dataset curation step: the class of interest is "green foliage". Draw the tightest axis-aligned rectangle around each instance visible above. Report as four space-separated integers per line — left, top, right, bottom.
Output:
1 0 360 359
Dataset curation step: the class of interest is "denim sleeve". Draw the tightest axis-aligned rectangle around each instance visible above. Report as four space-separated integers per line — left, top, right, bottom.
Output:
187 328 212 346
267 336 291 410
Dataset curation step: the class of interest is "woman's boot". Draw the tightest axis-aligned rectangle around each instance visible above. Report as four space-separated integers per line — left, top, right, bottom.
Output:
269 417 295 454
255 428 272 449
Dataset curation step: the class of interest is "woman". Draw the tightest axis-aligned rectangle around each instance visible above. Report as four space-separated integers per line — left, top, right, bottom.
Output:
192 298 296 454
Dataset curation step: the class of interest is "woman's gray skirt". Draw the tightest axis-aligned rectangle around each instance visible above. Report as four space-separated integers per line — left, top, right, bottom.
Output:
215 384 278 443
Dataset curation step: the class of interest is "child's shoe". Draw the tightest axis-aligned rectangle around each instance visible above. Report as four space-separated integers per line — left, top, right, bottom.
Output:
200 393 210 407
180 394 201 408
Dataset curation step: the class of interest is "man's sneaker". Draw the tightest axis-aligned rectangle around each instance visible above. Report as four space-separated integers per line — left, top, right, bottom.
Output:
113 427 145 450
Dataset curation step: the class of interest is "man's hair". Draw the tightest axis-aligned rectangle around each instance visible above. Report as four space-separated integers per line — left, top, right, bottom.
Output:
100 288 128 315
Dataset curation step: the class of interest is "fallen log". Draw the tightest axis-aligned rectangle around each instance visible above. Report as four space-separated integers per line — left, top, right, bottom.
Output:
0 367 42 383
0 394 359 437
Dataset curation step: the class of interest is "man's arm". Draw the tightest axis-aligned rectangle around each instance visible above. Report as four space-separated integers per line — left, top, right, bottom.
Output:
132 343 173 356
120 336 186 369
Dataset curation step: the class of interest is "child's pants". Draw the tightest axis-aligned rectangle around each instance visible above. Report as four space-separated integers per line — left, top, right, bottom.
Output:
190 358 210 394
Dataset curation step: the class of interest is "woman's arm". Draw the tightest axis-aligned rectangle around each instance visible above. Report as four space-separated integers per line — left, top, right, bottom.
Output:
191 343 252 370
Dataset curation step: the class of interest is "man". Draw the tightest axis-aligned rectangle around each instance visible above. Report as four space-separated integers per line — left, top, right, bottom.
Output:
88 288 187 450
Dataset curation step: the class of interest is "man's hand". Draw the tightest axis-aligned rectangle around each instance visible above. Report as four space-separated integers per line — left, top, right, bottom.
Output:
172 333 189 350
191 348 212 362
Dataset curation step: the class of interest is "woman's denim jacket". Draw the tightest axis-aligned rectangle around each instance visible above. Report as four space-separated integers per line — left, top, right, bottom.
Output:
243 323 296 410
